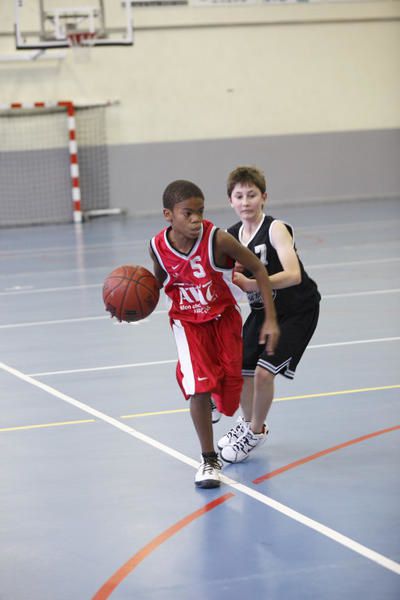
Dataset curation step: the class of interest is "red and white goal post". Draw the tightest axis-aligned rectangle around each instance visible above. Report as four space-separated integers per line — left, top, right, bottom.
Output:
0 100 119 227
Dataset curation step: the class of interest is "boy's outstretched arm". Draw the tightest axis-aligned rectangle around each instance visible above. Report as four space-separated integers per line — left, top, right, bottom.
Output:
215 230 280 355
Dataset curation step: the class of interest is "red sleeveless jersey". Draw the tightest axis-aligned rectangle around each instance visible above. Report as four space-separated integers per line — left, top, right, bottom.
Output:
150 220 243 323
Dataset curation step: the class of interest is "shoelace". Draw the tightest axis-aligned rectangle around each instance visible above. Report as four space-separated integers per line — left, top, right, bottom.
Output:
232 426 266 452
202 458 222 473
226 422 245 441
232 432 255 452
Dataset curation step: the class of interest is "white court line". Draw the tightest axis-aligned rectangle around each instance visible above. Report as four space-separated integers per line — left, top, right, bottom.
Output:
0 256 400 288
309 337 400 349
28 359 177 377
1 284 101 295
28 337 400 377
0 239 147 258
1 360 399 576
295 218 400 234
0 315 153 329
324 289 400 299
0 256 399 294
0 316 110 329
307 257 400 269
0 288 399 329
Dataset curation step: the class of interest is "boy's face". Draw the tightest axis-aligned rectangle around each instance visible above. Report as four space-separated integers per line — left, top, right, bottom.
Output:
163 196 205 240
230 182 266 221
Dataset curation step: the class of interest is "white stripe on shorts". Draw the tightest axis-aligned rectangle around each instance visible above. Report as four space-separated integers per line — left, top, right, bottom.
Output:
242 369 255 377
258 357 292 375
172 319 195 395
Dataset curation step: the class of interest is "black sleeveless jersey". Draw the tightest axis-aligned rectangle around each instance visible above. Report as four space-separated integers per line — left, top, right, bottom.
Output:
228 215 320 317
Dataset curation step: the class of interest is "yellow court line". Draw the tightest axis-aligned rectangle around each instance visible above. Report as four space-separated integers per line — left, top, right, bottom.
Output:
275 384 400 402
120 384 400 419
0 418 95 432
121 408 189 419
1 384 398 432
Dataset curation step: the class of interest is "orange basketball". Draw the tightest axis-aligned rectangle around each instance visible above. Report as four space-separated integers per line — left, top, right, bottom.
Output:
103 264 160 322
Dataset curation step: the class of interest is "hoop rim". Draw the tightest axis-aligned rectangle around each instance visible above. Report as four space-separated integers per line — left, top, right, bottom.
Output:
67 31 98 47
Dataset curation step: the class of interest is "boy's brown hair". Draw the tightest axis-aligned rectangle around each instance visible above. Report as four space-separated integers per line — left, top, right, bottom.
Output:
227 166 266 197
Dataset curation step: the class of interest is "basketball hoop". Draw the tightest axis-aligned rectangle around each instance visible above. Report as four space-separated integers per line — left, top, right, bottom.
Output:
67 31 97 62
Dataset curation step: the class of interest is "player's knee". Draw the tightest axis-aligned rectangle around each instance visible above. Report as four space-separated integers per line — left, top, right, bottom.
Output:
255 366 275 384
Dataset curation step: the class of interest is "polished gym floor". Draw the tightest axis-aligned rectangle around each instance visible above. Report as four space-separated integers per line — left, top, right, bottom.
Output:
0 198 399 599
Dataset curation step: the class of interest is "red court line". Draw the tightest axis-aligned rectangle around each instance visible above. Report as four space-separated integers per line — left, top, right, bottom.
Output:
253 425 400 485
91 492 234 600
92 424 398 598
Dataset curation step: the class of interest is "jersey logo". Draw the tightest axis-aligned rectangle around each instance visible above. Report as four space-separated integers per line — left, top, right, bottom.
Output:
176 280 216 307
247 288 276 305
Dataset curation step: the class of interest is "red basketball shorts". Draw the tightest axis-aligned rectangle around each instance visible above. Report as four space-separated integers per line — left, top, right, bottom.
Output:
171 305 243 416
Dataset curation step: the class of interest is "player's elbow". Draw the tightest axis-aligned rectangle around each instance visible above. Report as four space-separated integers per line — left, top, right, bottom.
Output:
292 270 302 286
156 276 165 289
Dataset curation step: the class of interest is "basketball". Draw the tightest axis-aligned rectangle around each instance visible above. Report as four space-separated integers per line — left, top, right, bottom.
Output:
103 264 160 322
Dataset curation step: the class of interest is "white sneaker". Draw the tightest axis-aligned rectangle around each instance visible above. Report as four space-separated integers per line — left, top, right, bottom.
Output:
195 456 222 488
210 398 222 424
220 425 269 464
217 416 249 449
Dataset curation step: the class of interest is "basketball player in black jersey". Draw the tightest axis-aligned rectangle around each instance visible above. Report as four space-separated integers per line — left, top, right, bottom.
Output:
218 166 321 463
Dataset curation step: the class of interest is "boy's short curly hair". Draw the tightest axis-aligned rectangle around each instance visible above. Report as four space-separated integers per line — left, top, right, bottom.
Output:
227 166 266 197
163 180 204 210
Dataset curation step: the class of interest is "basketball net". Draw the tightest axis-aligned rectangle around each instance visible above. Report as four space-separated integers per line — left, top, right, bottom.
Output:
67 31 97 63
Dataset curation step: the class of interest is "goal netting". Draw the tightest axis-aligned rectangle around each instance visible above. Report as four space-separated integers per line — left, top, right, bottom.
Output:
0 103 111 226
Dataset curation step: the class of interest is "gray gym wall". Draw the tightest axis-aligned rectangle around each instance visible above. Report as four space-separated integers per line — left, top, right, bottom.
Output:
108 128 400 216
1 2 399 218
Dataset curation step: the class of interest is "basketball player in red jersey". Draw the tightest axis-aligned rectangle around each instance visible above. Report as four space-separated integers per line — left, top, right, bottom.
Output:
150 180 279 488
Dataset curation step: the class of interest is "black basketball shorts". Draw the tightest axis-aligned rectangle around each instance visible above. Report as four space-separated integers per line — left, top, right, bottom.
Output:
242 304 320 379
